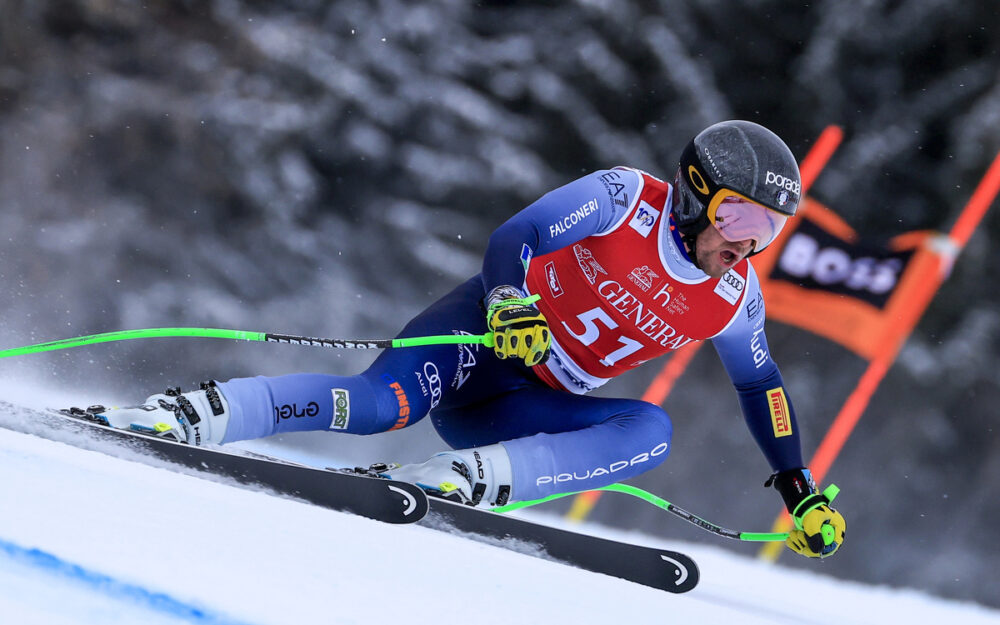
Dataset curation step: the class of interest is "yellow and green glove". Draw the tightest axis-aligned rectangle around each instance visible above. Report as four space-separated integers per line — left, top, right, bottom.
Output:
768 468 846 558
486 285 551 367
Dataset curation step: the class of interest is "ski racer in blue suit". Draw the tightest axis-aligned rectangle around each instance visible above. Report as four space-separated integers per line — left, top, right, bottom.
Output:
104 121 845 559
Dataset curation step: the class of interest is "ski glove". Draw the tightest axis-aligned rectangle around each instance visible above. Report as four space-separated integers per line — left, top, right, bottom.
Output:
84 381 231 446
767 468 846 559
486 285 551 367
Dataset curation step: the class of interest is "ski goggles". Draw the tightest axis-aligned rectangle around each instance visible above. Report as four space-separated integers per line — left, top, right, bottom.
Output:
705 190 789 252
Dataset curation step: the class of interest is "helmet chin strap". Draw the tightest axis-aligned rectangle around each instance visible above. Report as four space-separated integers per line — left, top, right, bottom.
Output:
670 173 711 271
681 231 701 270
674 212 712 271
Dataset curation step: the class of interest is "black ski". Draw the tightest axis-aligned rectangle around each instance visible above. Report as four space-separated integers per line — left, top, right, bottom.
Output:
422 496 699 593
0 402 428 524
1 401 697 591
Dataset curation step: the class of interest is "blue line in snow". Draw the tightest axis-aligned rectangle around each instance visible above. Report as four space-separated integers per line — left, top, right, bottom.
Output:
0 536 258 625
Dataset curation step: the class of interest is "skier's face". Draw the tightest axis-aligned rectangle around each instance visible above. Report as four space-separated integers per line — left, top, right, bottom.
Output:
695 225 753 278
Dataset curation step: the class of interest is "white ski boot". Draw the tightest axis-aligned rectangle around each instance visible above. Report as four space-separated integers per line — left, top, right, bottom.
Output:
379 443 514 507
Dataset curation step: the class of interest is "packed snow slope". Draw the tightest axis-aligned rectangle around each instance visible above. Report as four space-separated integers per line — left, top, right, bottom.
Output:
1 400 998 625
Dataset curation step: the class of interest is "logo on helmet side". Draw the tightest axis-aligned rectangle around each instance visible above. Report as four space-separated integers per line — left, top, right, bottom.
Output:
687 165 710 196
765 171 800 196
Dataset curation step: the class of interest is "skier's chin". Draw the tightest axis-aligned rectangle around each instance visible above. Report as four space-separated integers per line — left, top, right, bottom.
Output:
699 250 737 278
702 265 727 279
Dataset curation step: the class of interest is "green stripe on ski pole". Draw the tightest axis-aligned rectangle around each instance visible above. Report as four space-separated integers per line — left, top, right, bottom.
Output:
494 483 788 543
0 328 266 359
392 334 495 348
0 327 494 359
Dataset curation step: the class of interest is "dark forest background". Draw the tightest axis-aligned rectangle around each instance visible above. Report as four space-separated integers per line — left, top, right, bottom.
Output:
1 0 999 608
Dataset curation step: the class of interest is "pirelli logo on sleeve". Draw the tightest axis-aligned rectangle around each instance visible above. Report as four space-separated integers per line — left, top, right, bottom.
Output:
767 387 792 438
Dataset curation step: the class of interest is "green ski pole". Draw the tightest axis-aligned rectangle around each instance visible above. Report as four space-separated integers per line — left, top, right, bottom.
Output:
0 295 560 358
494 483 790 542
0 294 551 359
0 327 495 360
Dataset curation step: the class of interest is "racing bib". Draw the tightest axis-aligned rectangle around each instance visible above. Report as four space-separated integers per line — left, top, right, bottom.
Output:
525 168 749 384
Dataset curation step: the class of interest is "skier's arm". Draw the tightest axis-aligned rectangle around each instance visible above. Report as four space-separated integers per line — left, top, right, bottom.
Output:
709 269 804 473
711 268 846 558
480 169 639 294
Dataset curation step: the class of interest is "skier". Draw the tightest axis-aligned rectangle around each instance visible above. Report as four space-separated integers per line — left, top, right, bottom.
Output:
96 120 845 559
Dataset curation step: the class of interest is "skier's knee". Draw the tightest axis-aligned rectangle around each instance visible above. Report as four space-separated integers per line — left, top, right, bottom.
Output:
614 401 673 470
642 402 673 442
609 400 673 444
637 403 672 466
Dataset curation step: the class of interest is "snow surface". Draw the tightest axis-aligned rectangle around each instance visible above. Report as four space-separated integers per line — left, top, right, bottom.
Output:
1 386 999 625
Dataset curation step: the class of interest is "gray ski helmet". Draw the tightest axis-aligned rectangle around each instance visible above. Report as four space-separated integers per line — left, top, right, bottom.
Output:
673 120 801 252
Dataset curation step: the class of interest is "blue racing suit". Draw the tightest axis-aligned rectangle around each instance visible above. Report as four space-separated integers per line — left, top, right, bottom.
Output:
217 169 805 501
